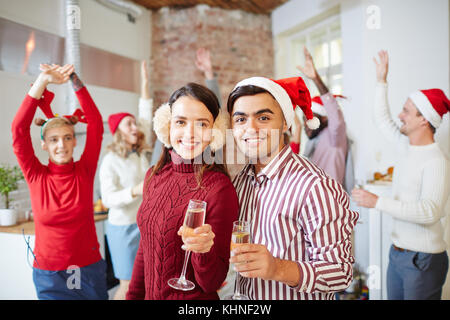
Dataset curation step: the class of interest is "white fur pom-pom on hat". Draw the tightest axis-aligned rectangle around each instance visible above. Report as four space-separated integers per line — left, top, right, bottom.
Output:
306 116 320 130
209 108 230 152
153 103 171 148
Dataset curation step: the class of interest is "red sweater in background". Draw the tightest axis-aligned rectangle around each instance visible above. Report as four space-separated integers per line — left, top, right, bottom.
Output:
11 87 104 271
126 151 239 300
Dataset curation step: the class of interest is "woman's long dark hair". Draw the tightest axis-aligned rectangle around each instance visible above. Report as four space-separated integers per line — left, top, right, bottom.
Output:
147 83 230 189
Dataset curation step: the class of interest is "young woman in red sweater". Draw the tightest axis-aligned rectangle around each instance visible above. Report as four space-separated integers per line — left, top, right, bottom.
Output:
126 83 239 300
11 64 107 300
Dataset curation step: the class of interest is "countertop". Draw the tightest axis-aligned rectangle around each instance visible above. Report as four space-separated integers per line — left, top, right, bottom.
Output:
0 213 108 235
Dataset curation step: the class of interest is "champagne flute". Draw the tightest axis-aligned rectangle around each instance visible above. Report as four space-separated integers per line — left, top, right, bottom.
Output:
224 220 250 300
168 199 207 291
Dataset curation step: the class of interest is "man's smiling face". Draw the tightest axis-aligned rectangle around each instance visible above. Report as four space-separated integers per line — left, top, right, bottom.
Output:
231 92 287 166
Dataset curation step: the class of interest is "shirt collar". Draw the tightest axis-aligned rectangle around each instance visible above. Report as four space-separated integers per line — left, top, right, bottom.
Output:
240 144 293 183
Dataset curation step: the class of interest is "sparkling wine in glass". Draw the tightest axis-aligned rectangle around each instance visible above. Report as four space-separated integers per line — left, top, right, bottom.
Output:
224 220 250 300
168 199 206 291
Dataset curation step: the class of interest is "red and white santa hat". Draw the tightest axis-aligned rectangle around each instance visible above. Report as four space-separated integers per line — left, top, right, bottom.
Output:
233 76 320 130
311 95 346 117
409 89 449 129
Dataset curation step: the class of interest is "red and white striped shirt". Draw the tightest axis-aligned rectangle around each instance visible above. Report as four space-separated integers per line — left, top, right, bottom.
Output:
233 145 359 300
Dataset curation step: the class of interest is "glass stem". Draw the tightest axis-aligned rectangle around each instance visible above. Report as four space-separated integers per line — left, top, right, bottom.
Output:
233 269 242 298
178 250 191 284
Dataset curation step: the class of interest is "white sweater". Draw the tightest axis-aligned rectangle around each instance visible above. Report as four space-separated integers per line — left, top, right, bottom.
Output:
99 98 153 226
373 83 450 253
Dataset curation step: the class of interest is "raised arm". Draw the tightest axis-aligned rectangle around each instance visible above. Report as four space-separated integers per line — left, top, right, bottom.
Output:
195 48 221 102
372 50 403 143
69 72 104 172
12 64 73 182
297 47 346 144
138 60 154 148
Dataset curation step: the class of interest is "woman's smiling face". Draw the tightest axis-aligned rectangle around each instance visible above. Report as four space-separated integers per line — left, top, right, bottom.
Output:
169 95 214 160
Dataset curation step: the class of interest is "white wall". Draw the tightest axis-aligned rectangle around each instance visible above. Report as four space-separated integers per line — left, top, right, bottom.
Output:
0 0 151 59
273 0 450 299
0 0 151 166
272 0 341 35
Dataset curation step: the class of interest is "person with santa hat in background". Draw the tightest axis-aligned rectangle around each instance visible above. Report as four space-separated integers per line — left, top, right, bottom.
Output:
98 60 153 300
296 47 352 190
227 74 359 300
352 50 450 300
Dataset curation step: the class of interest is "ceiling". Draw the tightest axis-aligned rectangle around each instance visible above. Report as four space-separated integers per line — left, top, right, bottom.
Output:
131 0 289 14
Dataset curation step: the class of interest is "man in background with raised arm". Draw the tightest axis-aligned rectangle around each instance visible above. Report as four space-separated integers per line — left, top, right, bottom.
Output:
352 50 450 300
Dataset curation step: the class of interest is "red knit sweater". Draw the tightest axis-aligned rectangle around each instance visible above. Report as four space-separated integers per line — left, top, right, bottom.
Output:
126 151 239 300
11 87 104 271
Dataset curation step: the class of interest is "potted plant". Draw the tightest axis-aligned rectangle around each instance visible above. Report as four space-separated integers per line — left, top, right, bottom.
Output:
0 164 24 226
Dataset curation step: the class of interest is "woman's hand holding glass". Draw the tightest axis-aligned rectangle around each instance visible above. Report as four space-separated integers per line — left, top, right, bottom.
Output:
177 224 215 254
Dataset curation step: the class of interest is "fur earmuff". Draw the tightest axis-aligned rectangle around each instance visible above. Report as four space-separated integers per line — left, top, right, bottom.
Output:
209 109 230 152
153 103 172 148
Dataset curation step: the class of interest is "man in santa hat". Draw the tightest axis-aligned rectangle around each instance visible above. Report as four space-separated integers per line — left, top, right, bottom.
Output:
352 50 450 300
296 47 351 189
226 75 359 300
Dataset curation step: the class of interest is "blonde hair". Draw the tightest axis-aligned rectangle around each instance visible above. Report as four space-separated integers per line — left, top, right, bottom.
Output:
106 129 151 158
35 116 77 140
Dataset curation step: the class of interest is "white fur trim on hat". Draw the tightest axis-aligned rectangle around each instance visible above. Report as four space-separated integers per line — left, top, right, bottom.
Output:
409 91 441 129
311 101 328 117
153 103 171 148
234 77 295 130
306 117 320 130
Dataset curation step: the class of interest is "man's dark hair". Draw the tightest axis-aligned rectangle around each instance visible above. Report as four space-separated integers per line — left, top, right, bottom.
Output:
227 85 275 113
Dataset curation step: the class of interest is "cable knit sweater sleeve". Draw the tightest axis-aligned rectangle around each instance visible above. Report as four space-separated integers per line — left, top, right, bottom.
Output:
376 156 450 225
190 177 239 293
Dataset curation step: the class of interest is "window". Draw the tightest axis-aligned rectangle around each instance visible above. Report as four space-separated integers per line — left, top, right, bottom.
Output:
275 15 343 97
274 12 342 154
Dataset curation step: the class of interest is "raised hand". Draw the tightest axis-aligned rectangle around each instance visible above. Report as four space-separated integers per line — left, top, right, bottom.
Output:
39 64 74 85
297 47 329 95
195 48 214 80
140 60 151 99
28 64 74 99
141 60 150 84
296 47 318 80
373 50 389 83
